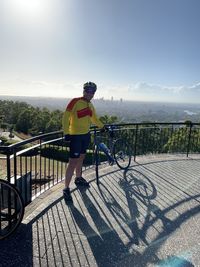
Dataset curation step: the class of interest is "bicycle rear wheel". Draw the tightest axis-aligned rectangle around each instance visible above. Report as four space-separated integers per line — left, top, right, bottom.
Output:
0 179 24 240
113 139 131 169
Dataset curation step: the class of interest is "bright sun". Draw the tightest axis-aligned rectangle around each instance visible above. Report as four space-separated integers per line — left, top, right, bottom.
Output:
17 0 42 11
9 0 48 19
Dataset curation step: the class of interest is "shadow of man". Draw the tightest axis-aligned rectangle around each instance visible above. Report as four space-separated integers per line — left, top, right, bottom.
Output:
69 188 141 267
98 180 142 247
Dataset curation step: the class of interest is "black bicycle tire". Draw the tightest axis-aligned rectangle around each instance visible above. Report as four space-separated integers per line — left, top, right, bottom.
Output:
113 139 131 169
0 179 25 240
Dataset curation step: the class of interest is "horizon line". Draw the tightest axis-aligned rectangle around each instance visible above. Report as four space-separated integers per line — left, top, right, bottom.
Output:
1 94 200 105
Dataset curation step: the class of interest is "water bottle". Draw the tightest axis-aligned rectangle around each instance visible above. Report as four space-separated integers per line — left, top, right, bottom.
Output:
99 142 109 154
98 143 114 165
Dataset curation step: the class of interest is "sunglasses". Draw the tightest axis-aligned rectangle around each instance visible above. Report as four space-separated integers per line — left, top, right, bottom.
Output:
84 88 96 94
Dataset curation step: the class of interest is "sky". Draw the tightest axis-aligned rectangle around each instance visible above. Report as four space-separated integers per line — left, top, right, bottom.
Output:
0 0 200 103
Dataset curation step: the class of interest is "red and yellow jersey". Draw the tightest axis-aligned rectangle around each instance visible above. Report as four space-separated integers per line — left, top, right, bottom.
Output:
62 97 104 135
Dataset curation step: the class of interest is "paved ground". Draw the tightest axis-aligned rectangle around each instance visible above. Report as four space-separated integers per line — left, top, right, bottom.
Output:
0 154 200 267
0 131 23 142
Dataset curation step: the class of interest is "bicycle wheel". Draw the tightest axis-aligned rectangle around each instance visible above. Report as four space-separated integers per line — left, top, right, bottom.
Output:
0 179 24 240
113 138 131 169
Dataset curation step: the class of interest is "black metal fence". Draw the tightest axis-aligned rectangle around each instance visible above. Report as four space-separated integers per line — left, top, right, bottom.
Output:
1 122 200 206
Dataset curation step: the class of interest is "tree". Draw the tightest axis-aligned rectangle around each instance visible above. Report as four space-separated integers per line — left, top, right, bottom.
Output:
99 114 119 124
46 118 61 132
1 122 8 132
15 109 32 134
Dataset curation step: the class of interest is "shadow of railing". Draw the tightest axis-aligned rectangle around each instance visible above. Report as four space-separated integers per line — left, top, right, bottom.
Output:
1 156 199 266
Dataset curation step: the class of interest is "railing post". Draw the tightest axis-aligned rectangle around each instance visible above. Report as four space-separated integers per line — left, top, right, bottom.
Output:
6 148 11 183
94 128 99 185
39 137 42 188
134 124 138 162
13 150 17 185
186 122 193 157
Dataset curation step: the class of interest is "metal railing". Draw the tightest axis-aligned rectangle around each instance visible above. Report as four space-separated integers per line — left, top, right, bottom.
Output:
0 131 65 205
1 122 200 206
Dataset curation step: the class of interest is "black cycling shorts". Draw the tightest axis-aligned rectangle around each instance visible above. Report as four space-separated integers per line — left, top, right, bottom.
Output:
69 133 91 158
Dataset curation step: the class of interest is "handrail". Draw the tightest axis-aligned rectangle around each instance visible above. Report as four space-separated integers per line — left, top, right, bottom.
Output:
1 122 200 151
0 130 62 150
1 122 200 204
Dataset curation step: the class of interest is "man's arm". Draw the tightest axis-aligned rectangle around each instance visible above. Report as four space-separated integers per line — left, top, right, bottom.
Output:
62 110 70 135
90 105 104 129
62 98 79 134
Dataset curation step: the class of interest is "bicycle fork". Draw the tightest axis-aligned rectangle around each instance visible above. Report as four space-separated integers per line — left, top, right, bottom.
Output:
98 142 114 165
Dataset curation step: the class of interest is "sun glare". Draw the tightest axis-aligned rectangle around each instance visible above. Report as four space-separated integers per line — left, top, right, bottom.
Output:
17 0 43 12
9 0 49 19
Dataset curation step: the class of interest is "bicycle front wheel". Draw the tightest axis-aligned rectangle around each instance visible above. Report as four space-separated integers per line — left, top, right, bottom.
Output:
0 179 25 240
113 139 131 169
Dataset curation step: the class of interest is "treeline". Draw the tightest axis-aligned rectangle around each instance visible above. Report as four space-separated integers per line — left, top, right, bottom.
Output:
0 100 62 135
0 100 120 136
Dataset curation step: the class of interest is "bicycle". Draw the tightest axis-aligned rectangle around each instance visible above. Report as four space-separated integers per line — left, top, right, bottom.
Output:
93 125 132 184
0 179 24 240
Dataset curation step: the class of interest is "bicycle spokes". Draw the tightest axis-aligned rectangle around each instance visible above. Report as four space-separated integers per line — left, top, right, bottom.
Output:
0 180 24 240
113 139 131 169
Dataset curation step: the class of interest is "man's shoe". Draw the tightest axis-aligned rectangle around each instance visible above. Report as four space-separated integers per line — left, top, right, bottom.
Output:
63 188 73 202
75 177 90 187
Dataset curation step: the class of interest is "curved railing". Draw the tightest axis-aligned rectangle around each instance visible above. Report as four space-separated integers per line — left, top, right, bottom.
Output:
0 131 64 204
1 122 200 205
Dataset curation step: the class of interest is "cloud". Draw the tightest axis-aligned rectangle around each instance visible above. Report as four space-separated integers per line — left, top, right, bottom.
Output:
129 82 177 94
0 78 79 98
1 78 200 103
123 82 200 103
180 83 200 94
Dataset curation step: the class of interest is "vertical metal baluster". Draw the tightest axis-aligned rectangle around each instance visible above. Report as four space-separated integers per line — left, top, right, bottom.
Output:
187 122 192 157
134 124 138 161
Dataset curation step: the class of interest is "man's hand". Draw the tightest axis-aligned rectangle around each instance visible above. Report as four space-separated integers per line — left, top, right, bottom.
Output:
64 134 71 141
100 126 109 133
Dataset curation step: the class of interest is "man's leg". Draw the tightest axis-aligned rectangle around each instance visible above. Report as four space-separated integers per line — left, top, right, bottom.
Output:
63 157 80 202
75 133 90 179
74 153 90 186
75 153 85 178
64 158 79 188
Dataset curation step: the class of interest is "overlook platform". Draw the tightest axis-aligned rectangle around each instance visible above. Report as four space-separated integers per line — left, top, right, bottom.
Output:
1 154 200 267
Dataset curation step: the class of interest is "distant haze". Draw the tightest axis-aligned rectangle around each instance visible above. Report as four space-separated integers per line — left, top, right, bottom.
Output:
1 95 200 123
1 81 200 104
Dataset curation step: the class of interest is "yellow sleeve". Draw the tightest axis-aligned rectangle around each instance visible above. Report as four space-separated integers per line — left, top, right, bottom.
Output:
90 104 104 129
62 110 70 135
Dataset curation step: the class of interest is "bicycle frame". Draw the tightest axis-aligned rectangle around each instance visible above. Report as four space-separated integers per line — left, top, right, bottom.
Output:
93 126 117 185
93 125 132 185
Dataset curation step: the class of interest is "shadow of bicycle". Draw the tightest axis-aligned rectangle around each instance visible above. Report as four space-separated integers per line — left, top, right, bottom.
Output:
122 168 157 200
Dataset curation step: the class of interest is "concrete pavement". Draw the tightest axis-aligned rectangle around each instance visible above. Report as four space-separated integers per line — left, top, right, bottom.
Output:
0 154 200 267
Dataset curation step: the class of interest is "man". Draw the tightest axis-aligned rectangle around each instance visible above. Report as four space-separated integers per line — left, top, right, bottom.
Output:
62 82 104 202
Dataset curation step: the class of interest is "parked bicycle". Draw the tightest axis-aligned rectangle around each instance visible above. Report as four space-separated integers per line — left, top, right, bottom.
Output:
0 179 24 240
94 125 132 184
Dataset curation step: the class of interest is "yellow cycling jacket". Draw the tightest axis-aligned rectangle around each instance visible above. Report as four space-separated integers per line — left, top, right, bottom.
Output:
62 97 104 135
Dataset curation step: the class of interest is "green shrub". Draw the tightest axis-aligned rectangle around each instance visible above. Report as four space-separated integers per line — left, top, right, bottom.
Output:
40 146 69 162
40 146 107 165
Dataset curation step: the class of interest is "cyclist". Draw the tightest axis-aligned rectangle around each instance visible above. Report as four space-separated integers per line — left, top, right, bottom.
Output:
62 82 104 202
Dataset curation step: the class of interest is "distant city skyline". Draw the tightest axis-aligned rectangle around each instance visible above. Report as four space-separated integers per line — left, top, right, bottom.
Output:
0 0 200 103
